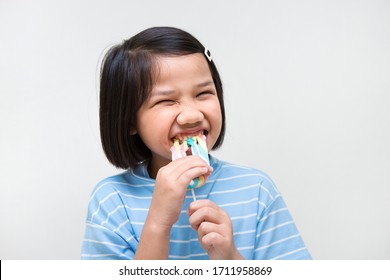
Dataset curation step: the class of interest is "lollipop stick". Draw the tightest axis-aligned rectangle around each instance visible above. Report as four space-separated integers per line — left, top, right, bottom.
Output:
191 188 196 201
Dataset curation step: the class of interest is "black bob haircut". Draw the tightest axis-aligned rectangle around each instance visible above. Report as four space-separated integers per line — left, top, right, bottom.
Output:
99 26 226 169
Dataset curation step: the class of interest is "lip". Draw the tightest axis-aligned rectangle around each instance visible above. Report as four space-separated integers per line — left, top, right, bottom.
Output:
170 129 208 142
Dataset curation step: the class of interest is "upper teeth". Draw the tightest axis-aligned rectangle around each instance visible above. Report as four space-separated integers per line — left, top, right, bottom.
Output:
174 130 205 141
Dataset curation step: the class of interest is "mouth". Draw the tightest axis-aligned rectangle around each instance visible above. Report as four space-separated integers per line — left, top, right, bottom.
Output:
171 129 208 144
170 130 208 157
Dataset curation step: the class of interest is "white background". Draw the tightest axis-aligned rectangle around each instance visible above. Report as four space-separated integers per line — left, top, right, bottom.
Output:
1 0 389 259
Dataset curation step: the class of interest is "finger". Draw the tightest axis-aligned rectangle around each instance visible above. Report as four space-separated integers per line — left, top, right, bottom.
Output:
197 222 229 247
166 157 211 180
201 231 225 251
173 158 211 186
188 206 223 230
197 220 240 260
157 157 209 187
197 221 222 239
198 222 234 252
187 199 220 216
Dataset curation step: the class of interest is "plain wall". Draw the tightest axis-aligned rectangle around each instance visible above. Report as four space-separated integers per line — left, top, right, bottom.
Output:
1 0 389 259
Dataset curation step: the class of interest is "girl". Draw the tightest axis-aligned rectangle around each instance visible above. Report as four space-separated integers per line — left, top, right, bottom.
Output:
81 26 311 260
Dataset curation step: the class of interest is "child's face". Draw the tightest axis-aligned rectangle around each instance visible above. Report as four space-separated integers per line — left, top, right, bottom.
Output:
135 53 222 176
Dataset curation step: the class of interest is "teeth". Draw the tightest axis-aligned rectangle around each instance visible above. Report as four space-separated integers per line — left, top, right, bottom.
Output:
172 130 207 144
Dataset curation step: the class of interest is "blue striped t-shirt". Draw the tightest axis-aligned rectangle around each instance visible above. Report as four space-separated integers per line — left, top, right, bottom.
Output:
81 156 311 260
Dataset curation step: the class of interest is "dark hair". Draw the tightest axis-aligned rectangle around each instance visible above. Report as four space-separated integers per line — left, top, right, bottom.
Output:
100 26 226 169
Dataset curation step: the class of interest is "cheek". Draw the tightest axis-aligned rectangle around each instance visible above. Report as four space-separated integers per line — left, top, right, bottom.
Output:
209 100 223 126
138 107 173 126
136 109 177 139
205 101 223 147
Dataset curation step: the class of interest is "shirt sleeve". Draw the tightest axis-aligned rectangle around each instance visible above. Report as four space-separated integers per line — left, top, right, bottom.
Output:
254 180 312 260
81 221 135 259
81 184 137 260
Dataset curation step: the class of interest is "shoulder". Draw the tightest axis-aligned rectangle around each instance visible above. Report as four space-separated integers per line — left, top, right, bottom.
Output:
88 171 129 202
90 167 154 197
217 159 272 178
85 170 152 223
211 156 278 190
208 156 280 204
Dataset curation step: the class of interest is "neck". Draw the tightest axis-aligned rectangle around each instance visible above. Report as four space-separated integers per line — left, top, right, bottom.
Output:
147 156 171 179
147 161 158 179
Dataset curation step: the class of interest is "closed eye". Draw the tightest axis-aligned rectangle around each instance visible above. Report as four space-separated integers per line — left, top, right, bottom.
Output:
155 99 176 106
196 91 214 98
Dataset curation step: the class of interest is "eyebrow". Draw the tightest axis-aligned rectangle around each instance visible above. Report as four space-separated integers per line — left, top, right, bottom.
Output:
195 80 214 88
152 80 214 97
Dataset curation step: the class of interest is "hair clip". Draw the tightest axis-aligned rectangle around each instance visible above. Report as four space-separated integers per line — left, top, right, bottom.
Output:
204 47 212 62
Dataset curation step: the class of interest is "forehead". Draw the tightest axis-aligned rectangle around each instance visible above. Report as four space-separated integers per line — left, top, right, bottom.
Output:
152 53 213 88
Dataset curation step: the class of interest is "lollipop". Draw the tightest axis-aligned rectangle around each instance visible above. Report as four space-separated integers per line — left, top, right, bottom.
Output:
170 134 210 199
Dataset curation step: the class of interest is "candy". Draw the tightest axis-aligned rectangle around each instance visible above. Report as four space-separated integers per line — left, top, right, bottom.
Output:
170 134 210 189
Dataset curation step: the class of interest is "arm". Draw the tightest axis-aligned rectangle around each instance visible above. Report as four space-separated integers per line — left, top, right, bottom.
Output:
135 156 213 259
134 217 171 259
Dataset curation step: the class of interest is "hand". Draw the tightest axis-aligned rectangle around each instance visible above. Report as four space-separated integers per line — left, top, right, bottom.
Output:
187 200 244 260
148 156 213 229
135 156 212 260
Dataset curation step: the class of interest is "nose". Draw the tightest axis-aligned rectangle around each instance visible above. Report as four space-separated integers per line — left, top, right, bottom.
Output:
176 104 204 126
